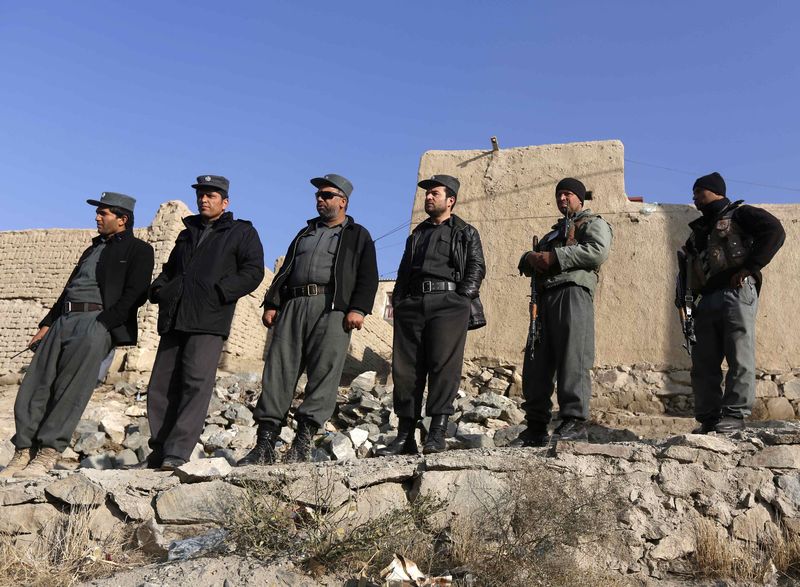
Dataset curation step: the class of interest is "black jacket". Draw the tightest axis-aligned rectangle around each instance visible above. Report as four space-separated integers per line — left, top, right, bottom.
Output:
263 216 378 315
40 229 155 346
686 198 786 293
393 214 486 301
150 212 265 338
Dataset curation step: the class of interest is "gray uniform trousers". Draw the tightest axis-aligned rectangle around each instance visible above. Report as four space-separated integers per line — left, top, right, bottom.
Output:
691 280 758 422
253 294 351 429
521 284 595 428
13 311 113 452
147 331 225 461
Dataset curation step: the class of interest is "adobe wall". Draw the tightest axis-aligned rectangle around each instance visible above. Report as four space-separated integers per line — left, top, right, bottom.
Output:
414 140 799 373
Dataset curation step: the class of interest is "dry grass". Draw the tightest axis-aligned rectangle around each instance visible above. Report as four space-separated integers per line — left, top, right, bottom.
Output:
694 517 800 583
228 466 630 586
0 506 148 587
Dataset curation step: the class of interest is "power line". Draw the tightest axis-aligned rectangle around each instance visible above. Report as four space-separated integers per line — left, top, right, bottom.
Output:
625 158 800 194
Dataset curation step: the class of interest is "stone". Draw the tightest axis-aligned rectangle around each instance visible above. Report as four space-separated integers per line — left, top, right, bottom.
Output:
732 504 773 542
358 394 382 411
650 531 695 561
45 475 107 506
0 503 63 534
756 379 780 398
783 379 800 401
740 445 800 469
286 472 351 508
667 370 692 386
174 458 232 483
124 405 147 417
461 405 502 424
110 491 155 521
658 461 726 498
327 432 356 462
89 503 126 541
100 413 131 444
348 428 370 448
337 482 408 527
493 425 525 447
766 397 795 420
80 452 116 470
114 449 139 467
674 434 736 455
123 431 148 451
136 517 170 556
473 392 515 411
0 439 14 468
556 441 635 460
204 429 235 451
350 371 377 394
481 377 509 393
229 425 257 449
156 480 245 524
416 469 510 525
74 431 108 454
223 404 255 427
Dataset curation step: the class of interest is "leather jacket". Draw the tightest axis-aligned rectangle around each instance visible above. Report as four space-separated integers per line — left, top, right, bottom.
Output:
393 214 486 302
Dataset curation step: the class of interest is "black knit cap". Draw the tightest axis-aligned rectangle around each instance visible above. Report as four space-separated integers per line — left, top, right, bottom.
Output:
555 177 587 203
693 172 726 196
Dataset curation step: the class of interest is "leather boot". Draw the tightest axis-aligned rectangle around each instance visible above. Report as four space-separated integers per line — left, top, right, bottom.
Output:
283 419 318 463
13 447 61 478
236 423 279 466
422 415 449 454
375 418 418 457
0 448 34 478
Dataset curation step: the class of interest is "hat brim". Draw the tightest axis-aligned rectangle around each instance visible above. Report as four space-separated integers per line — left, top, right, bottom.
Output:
418 179 445 191
86 199 106 208
310 177 346 194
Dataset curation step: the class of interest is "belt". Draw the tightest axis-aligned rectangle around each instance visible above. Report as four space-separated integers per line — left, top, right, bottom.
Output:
283 284 330 299
410 280 457 295
64 302 103 313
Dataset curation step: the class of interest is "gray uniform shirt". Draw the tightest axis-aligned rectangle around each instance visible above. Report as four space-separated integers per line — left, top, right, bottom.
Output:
64 241 106 304
285 219 347 287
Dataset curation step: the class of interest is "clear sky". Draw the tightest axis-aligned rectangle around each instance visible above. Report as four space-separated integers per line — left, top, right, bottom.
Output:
1 2 797 275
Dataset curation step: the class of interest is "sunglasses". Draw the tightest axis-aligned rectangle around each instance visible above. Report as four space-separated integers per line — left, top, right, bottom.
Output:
315 191 343 200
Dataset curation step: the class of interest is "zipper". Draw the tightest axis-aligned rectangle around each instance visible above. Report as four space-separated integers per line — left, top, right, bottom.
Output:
331 224 345 309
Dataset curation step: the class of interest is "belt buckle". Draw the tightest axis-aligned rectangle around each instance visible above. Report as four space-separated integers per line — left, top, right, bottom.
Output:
307 284 319 296
422 281 432 294
64 301 73 313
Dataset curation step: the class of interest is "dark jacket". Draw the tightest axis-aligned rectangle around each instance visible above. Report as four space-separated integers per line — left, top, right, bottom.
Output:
40 229 155 346
393 214 486 302
150 212 265 338
263 216 378 315
686 198 785 294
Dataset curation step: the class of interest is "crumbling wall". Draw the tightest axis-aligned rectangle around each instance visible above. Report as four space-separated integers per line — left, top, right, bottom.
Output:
414 140 799 374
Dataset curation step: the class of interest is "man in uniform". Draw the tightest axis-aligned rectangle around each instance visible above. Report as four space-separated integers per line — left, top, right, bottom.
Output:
680 172 785 433
144 175 264 470
238 174 378 465
377 174 485 456
1 193 154 478
517 178 612 445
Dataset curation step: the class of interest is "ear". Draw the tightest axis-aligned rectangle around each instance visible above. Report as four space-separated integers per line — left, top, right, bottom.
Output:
221 198 230 211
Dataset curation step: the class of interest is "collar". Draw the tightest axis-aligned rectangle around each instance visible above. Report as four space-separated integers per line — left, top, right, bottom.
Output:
184 211 234 230
92 228 132 246
306 215 352 230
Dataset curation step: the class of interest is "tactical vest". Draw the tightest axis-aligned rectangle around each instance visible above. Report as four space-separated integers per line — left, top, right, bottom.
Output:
538 213 595 252
687 200 752 290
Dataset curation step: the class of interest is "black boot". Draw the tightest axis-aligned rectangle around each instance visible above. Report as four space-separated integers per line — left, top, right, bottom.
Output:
283 419 318 463
237 423 279 466
422 415 449 454
554 418 588 442
375 418 418 457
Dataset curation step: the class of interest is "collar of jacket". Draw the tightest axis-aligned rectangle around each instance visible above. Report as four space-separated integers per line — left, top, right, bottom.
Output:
413 214 466 233
304 214 353 230
183 211 235 231
549 208 593 230
92 228 134 246
689 198 743 231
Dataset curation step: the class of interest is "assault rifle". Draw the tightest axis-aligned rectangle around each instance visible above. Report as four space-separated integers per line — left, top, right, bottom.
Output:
525 236 540 360
675 250 696 355
9 339 41 360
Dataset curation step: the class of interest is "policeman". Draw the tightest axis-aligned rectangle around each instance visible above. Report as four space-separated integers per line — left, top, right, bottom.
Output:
517 178 612 445
144 175 265 470
1 193 154 478
378 174 486 456
682 172 785 433
239 174 378 465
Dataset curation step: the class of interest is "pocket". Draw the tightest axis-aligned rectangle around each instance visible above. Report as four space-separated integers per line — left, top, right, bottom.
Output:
737 281 756 306
436 236 451 257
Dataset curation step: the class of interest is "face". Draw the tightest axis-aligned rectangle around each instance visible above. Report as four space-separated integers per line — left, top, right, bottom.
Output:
555 190 583 215
424 186 455 217
692 188 723 210
95 207 126 237
315 187 347 221
196 190 229 221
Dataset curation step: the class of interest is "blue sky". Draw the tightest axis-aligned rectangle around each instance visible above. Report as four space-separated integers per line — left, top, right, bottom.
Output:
2 2 798 275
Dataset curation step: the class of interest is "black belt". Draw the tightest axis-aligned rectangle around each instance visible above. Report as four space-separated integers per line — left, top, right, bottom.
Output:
283 284 330 299
410 280 457 295
64 302 103 313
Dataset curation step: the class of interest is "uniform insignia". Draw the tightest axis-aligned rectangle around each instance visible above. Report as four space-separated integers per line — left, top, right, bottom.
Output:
204 176 211 182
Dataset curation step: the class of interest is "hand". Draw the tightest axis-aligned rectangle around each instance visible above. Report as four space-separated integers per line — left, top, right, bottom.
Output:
518 251 534 277
343 311 364 332
527 251 556 274
29 326 49 349
730 269 751 288
262 308 278 328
